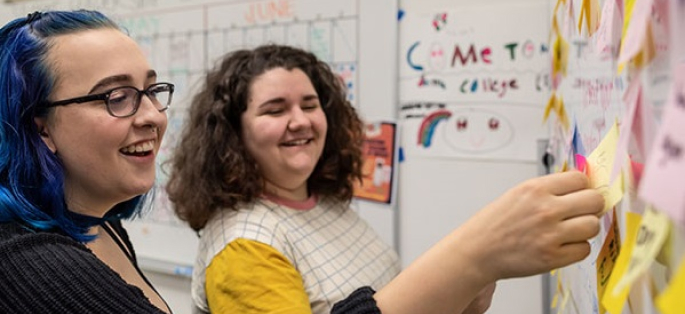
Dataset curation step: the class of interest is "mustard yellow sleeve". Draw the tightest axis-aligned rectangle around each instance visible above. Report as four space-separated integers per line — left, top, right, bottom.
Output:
205 238 312 314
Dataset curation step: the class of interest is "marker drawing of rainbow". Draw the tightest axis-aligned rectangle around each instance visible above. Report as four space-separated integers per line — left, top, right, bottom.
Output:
418 110 452 147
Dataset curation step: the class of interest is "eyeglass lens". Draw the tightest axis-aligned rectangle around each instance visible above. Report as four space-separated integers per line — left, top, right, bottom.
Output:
107 85 172 117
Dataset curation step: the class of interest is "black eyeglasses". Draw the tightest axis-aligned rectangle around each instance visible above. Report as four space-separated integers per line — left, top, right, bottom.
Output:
44 82 175 118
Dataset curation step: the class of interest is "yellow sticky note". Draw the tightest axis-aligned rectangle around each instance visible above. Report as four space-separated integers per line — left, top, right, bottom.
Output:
596 209 621 314
589 0 601 35
551 292 559 309
552 35 569 78
578 0 587 33
614 207 671 293
556 96 570 130
550 15 560 43
543 93 570 131
552 275 562 308
559 287 571 313
622 0 637 40
553 0 567 16
618 0 656 73
602 212 642 314
656 224 673 268
632 22 657 69
544 93 557 123
578 0 601 36
587 122 624 213
656 256 685 314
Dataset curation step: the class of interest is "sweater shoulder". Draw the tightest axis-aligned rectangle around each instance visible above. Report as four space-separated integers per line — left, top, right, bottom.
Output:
0 221 87 253
0 222 165 313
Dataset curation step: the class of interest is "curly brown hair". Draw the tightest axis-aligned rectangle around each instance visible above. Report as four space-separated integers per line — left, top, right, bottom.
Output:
166 44 364 231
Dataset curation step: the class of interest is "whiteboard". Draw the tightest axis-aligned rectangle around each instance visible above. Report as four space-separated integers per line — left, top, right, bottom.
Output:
0 0 398 276
397 1 551 313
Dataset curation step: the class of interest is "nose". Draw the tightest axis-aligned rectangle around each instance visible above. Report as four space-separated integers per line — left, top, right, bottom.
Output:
287 106 311 131
134 94 168 132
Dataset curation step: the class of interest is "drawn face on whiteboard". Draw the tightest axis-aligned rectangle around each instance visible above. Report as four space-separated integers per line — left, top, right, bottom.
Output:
442 108 514 153
427 42 446 71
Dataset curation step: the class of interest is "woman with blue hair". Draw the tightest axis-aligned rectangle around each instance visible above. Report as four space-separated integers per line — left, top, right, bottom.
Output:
0 10 173 313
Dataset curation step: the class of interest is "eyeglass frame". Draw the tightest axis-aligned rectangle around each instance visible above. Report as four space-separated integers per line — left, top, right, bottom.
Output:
43 82 175 118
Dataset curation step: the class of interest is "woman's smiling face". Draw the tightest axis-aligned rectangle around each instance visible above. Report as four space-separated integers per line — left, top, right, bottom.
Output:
36 28 167 216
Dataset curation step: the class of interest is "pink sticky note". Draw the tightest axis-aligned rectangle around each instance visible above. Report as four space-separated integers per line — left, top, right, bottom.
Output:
630 159 644 186
653 0 669 38
639 64 685 225
576 154 589 174
618 0 654 64
633 85 656 160
617 0 624 15
596 0 623 57
611 77 641 183
564 0 577 38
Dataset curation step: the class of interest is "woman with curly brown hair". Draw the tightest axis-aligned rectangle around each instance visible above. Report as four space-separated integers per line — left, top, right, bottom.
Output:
167 44 401 314
167 44 604 314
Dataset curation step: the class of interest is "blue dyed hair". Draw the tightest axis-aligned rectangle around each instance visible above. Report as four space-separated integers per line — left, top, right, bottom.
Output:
0 10 148 242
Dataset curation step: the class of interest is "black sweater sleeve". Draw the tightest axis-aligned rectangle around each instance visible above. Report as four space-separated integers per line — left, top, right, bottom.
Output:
331 286 382 314
0 229 166 313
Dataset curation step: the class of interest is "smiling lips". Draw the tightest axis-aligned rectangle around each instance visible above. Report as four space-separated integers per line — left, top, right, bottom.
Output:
281 138 312 147
120 140 155 156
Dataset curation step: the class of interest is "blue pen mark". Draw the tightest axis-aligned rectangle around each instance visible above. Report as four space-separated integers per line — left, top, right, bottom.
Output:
398 9 405 21
174 266 193 277
407 42 423 71
398 147 404 163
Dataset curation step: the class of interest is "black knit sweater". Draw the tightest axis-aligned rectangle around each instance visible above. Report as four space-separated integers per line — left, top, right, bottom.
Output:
0 221 382 313
0 221 167 313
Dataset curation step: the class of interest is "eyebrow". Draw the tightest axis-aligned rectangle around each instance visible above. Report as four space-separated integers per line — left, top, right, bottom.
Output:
257 94 319 108
87 70 158 94
258 97 287 108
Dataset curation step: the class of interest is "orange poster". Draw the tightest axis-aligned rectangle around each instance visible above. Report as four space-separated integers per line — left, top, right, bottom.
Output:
353 122 396 203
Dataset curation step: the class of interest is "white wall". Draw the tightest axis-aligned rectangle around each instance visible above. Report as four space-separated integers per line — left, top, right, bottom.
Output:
144 272 192 314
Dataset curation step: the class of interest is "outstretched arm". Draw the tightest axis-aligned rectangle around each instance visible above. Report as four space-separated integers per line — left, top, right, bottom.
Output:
370 171 603 314
462 282 496 314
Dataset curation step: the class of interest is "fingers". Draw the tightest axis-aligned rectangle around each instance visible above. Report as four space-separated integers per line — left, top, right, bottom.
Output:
554 241 592 268
558 188 605 219
557 214 601 244
548 212 600 270
538 171 590 196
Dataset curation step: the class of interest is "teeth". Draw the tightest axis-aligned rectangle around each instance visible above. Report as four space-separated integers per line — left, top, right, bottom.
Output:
284 139 309 146
121 140 154 154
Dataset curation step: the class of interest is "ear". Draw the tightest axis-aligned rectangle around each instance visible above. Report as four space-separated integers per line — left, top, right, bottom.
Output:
34 117 57 153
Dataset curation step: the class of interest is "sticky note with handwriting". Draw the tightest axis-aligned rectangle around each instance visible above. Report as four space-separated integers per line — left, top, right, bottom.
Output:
613 207 670 294
656 254 685 314
639 63 685 225
587 121 624 213
602 212 642 314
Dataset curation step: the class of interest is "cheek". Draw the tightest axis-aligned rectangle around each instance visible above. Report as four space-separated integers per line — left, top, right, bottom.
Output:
159 114 169 132
157 118 169 141
313 112 328 135
242 119 283 153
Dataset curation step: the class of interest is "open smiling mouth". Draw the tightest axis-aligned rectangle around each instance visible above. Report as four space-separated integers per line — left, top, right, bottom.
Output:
120 140 154 157
281 139 312 147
